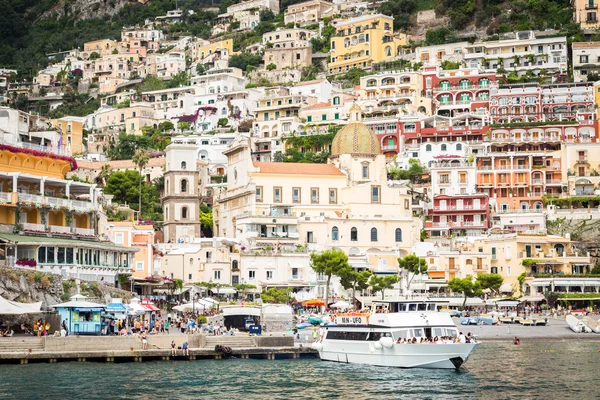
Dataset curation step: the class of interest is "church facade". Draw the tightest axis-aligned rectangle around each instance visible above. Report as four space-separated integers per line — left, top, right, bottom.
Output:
214 104 420 260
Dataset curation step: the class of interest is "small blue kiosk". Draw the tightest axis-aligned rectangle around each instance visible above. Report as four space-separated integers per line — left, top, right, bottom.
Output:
52 294 105 335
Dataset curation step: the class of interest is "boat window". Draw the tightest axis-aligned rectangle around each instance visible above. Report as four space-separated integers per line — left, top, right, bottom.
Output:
326 331 368 340
413 328 424 337
446 329 458 338
368 332 381 341
418 304 427 311
427 304 436 311
433 328 444 337
398 303 407 312
408 304 417 311
393 330 410 340
424 327 432 338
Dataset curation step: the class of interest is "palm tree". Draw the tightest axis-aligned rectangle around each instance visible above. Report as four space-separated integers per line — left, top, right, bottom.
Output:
132 149 149 220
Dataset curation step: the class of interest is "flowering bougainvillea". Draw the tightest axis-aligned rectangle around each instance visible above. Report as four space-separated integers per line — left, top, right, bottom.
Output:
0 144 78 170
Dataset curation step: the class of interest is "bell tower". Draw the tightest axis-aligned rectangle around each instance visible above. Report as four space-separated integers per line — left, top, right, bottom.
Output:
162 143 202 242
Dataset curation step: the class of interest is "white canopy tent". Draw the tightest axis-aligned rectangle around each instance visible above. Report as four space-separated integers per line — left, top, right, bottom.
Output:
0 296 42 315
173 299 215 312
330 301 351 309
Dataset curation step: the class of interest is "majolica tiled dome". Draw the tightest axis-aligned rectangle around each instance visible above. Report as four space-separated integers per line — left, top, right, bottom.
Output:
331 104 380 158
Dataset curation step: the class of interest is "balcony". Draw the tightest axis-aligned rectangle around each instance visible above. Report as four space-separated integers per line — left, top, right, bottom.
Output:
17 193 96 212
73 227 95 236
72 200 96 212
381 144 398 151
586 4 598 10
46 196 70 208
50 225 71 234
576 158 587 164
0 192 12 203
19 193 44 206
22 222 46 232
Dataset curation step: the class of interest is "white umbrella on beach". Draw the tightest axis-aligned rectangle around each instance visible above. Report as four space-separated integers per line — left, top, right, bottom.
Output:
330 301 351 309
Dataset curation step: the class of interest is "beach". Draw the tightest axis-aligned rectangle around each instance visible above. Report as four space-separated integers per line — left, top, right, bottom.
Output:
453 316 600 340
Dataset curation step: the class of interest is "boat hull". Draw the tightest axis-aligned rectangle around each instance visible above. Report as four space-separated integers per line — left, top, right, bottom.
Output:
316 342 478 369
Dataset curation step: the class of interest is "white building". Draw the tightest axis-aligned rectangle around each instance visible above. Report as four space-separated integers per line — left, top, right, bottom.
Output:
572 42 600 82
464 31 568 77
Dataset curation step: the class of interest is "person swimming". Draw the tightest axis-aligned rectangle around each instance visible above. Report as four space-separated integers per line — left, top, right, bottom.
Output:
513 336 520 345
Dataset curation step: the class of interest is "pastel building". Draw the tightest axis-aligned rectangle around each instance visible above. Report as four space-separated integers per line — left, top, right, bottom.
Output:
215 104 419 264
0 142 135 283
328 14 407 74
464 31 568 77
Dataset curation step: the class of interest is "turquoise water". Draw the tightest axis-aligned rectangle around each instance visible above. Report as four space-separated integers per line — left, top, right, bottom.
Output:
1 340 599 399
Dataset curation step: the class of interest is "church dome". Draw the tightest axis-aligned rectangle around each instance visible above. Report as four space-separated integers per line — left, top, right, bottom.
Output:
331 104 380 158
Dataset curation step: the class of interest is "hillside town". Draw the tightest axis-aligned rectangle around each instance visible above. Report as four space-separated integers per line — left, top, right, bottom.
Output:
2 0 600 312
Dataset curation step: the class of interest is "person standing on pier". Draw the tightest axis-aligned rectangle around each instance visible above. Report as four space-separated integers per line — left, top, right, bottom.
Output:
62 319 69 336
141 331 148 350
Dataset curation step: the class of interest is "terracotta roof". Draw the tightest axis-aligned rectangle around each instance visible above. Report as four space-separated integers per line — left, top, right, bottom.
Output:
252 162 344 176
294 79 325 86
305 102 331 109
572 42 600 49
77 157 165 170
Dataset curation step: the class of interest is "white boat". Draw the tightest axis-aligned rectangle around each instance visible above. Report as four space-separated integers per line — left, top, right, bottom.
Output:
582 316 600 333
312 300 478 369
566 314 592 333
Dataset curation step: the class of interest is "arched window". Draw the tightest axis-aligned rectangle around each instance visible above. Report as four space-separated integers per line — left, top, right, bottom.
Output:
456 143 462 150
491 267 498 274
425 144 432 152
351 227 358 241
332 226 339 241
221 107 227 115
181 206 188 219
181 161 187 169
181 179 188 193
232 260 239 270
441 144 447 151
395 228 402 242
371 228 378 241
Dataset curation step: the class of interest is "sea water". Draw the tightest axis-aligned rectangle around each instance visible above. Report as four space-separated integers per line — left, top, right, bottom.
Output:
0 340 599 399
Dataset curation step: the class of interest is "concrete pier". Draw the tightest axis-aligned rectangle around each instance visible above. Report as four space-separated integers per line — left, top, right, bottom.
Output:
0 335 317 365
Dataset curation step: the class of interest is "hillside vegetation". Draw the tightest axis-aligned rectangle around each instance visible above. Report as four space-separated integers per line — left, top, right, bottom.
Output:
0 0 584 76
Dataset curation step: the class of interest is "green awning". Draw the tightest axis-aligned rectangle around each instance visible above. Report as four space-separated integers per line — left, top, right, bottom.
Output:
0 233 137 252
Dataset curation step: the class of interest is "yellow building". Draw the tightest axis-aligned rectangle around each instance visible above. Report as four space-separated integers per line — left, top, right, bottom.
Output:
82 39 120 57
193 39 234 63
51 116 86 155
0 144 136 283
328 14 407 75
573 0 600 29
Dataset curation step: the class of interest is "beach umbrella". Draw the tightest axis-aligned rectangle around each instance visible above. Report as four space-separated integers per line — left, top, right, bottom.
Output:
302 299 325 307
330 301 351 309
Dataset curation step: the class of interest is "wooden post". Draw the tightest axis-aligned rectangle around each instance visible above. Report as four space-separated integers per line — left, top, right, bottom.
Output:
20 359 28 364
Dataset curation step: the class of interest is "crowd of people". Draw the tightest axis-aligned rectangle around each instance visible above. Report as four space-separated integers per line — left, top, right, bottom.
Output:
396 332 476 344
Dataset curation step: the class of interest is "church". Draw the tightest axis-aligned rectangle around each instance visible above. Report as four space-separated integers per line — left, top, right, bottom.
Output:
214 104 420 263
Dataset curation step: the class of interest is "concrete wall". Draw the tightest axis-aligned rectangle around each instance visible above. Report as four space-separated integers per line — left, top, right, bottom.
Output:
254 336 293 347
44 334 203 351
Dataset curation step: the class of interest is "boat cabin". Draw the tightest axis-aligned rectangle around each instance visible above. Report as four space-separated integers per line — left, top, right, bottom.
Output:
371 300 448 313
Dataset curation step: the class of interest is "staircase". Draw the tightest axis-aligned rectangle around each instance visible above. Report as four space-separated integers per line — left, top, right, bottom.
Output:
203 335 256 349
0 338 44 352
